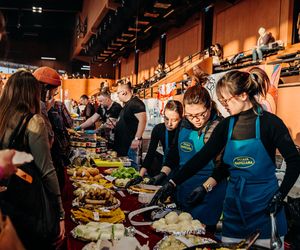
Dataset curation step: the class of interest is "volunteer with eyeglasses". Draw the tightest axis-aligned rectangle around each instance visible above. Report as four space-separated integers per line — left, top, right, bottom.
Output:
150 67 300 248
150 84 227 229
125 100 183 187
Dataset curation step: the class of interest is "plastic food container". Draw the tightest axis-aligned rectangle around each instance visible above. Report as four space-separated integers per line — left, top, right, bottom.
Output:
138 192 156 204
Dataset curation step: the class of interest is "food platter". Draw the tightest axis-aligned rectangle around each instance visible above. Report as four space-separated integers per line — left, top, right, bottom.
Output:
70 207 125 224
153 235 216 250
127 184 161 194
152 211 206 236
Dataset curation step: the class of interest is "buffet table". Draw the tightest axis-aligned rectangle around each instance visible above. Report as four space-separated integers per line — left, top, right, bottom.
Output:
62 169 162 250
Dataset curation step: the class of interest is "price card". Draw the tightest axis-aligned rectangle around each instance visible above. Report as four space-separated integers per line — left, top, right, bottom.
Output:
93 211 100 221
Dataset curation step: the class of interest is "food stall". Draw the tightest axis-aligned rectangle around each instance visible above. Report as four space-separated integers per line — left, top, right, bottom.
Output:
62 130 276 250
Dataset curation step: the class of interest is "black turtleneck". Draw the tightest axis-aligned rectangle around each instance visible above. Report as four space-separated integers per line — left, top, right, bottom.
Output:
143 123 177 170
172 108 300 198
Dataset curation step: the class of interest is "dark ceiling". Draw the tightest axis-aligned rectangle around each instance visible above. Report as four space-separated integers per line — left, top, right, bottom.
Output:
0 0 83 67
0 0 213 72
0 0 82 38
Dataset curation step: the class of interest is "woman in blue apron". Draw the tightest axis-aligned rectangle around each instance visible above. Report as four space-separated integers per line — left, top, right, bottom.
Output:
125 100 183 187
151 67 300 248
150 85 227 228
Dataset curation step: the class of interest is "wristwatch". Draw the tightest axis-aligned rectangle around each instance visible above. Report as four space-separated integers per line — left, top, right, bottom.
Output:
134 137 142 141
204 183 213 192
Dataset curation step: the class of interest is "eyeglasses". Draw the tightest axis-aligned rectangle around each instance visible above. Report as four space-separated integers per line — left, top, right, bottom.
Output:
218 95 236 106
185 108 209 120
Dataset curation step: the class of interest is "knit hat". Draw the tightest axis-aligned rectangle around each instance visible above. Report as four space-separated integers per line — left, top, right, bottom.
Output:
33 66 61 86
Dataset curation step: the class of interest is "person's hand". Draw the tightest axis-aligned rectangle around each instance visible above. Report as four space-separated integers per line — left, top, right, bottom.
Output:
125 175 143 189
0 150 17 179
54 220 65 249
267 190 284 215
74 126 81 131
85 130 95 134
149 181 175 206
147 172 167 185
187 185 207 206
130 139 141 150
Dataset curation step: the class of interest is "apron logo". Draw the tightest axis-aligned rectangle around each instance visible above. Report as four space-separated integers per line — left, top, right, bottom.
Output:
180 141 193 152
233 156 255 168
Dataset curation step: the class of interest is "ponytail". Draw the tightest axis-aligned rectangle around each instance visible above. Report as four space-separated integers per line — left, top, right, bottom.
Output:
216 67 270 113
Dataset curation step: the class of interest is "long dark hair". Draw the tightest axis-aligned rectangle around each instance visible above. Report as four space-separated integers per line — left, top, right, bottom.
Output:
216 67 269 112
183 85 218 115
0 70 41 139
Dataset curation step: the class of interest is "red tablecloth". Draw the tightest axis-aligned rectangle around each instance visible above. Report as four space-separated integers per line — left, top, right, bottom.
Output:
62 169 162 250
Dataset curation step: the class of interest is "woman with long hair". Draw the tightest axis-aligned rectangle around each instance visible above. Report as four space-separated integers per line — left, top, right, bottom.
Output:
151 67 300 248
125 100 183 187
0 70 65 249
150 84 227 230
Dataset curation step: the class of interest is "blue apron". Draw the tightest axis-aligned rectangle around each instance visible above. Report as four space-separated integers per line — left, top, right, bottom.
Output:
222 116 287 239
176 127 227 226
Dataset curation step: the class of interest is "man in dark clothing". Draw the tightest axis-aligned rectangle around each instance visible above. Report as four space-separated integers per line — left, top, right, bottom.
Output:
80 94 95 130
76 91 122 131
114 81 146 167
76 91 122 148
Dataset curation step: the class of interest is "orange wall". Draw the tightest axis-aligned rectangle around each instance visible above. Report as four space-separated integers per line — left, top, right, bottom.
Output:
120 52 135 82
277 83 300 146
120 13 202 83
61 78 113 101
166 15 202 68
138 40 160 83
213 0 293 58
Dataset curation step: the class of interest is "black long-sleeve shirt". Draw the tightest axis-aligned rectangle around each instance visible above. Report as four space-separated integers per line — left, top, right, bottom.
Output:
143 123 176 170
172 108 300 198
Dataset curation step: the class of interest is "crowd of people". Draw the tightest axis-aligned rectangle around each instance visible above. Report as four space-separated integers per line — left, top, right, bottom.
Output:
0 59 299 250
0 6 300 250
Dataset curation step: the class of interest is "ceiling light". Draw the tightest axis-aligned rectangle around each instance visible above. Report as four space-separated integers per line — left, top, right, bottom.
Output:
130 38 136 43
103 50 113 54
111 42 123 47
122 33 134 38
154 2 171 9
107 47 118 50
32 6 42 13
163 9 174 18
144 12 159 18
41 57 56 60
82 65 90 68
137 20 150 26
116 38 128 42
120 47 125 51
80 67 90 71
128 27 141 32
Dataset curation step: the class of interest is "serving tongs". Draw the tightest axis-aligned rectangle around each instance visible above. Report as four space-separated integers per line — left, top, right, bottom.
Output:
270 213 282 250
234 231 260 249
